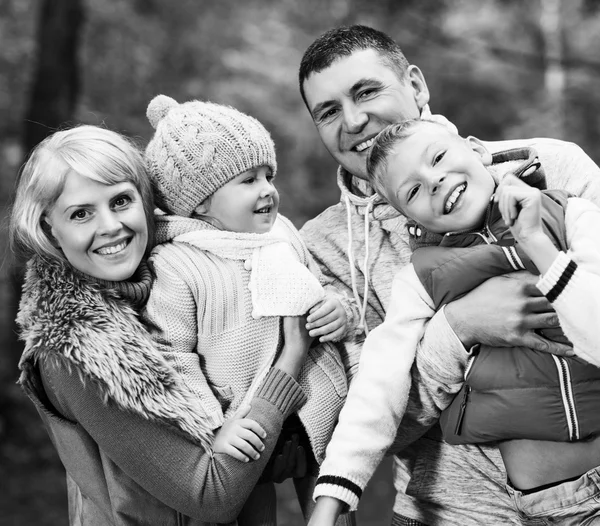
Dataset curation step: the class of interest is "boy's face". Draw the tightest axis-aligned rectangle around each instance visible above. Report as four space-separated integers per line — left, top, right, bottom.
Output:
381 123 495 234
198 165 279 234
302 49 429 180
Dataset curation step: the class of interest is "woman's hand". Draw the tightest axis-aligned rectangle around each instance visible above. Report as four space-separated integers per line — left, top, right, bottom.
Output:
213 404 266 462
306 295 347 342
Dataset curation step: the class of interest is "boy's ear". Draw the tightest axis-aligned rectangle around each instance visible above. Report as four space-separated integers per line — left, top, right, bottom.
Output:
466 136 493 166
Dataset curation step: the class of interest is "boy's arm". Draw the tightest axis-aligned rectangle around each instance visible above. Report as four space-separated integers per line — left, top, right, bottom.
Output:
536 198 600 367
313 265 435 511
143 247 223 423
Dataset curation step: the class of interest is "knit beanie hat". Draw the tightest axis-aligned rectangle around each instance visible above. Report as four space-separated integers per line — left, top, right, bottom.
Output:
145 95 277 217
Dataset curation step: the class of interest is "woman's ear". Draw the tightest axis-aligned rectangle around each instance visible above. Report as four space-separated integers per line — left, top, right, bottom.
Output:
467 136 493 166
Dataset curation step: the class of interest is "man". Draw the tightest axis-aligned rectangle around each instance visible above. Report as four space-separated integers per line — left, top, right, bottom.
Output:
299 25 600 526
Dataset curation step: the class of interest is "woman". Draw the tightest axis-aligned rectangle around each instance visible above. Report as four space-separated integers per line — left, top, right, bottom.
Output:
10 125 311 525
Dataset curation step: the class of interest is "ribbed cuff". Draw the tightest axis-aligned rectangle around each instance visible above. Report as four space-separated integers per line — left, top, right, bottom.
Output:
314 475 362 511
537 251 577 302
255 368 307 417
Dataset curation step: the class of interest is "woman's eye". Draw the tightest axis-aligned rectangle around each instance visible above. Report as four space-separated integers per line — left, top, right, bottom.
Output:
70 209 88 220
434 152 446 165
113 195 132 208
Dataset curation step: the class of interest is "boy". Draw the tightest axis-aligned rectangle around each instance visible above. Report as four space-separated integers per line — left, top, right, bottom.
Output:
311 119 600 526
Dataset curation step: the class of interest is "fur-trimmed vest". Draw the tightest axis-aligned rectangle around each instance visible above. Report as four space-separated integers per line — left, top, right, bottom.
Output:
17 257 217 525
409 149 600 444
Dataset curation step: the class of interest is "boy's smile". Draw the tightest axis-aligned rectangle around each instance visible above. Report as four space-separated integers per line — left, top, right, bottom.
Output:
381 122 495 234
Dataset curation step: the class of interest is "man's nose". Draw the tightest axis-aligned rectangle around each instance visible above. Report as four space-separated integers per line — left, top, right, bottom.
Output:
342 105 368 134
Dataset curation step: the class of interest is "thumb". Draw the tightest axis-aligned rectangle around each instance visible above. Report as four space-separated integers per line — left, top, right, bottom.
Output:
233 403 251 419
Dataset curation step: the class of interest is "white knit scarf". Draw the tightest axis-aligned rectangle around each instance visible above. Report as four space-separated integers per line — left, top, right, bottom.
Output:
175 220 324 318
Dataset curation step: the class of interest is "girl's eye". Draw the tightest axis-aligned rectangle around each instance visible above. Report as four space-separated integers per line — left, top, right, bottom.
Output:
243 177 256 184
434 151 446 165
70 209 88 220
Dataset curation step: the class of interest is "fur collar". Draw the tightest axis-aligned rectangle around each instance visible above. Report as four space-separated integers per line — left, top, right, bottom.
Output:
17 257 214 450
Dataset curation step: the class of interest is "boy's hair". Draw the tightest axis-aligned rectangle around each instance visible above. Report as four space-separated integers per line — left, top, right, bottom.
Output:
144 95 277 217
10 125 154 263
366 119 429 200
298 25 410 107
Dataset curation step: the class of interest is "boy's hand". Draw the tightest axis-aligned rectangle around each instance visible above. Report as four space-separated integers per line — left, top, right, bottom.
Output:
213 404 266 462
494 174 543 243
306 296 347 342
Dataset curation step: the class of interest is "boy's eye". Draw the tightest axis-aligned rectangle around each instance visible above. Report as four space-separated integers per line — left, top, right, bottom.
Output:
408 186 420 202
433 151 446 165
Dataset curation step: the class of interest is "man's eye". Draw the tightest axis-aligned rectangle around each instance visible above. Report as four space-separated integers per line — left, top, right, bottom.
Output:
434 152 446 165
319 108 338 121
358 88 375 99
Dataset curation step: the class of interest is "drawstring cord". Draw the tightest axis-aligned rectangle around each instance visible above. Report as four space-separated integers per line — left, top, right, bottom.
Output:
344 194 373 335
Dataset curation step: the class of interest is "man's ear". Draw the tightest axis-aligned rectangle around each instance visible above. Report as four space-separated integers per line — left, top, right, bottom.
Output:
467 136 493 166
406 65 430 113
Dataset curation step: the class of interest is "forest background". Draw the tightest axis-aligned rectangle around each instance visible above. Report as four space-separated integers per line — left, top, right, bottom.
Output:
2 0 600 524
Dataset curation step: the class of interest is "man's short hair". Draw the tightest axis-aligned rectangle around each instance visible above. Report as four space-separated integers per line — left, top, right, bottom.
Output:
298 25 410 107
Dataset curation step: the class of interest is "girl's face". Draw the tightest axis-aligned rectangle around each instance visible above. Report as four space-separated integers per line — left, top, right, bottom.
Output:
45 170 148 281
198 165 279 234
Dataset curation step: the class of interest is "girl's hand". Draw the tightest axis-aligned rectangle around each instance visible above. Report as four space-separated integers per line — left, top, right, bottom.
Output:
494 174 543 244
306 296 347 342
213 404 266 462
276 315 313 378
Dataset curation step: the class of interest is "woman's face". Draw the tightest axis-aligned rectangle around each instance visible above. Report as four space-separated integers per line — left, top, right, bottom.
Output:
45 170 148 281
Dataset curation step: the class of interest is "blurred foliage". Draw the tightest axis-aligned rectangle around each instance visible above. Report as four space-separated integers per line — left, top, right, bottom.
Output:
2 0 600 524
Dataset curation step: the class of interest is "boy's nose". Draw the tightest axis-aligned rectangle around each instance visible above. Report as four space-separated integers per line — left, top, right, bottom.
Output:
430 174 446 195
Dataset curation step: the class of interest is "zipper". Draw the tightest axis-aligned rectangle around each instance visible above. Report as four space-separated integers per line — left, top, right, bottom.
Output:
552 355 580 441
445 199 497 244
455 385 471 435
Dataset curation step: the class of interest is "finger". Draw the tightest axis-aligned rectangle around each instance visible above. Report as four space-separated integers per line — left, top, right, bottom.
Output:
232 403 252 419
238 418 267 439
307 310 341 330
522 333 575 357
229 436 262 460
522 311 560 330
309 319 343 338
318 325 346 343
293 445 307 478
220 443 253 463
234 426 266 453
307 302 334 323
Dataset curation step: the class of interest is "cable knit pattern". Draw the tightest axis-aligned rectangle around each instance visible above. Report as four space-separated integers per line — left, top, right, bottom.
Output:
143 213 348 462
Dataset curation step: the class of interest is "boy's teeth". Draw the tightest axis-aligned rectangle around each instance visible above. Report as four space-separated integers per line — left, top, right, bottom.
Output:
355 137 375 152
97 240 127 255
444 184 466 214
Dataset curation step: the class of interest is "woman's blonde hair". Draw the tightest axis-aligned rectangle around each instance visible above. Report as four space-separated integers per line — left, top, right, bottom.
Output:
10 125 154 263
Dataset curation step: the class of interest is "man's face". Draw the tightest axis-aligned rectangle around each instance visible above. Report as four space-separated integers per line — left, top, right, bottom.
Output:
303 49 429 180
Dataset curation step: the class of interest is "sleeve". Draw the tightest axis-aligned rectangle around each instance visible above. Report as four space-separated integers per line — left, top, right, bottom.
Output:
313 265 436 510
536 198 600 367
41 357 306 523
142 248 222 422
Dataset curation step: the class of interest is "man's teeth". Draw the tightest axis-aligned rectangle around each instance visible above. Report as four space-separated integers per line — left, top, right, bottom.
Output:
444 184 466 214
355 137 375 152
96 240 128 255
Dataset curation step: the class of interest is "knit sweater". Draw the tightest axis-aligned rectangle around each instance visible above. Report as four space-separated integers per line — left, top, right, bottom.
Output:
17 256 307 525
143 213 353 463
302 137 600 525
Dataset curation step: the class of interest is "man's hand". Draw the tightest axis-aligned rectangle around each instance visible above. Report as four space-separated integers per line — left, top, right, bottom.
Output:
260 432 308 483
306 296 348 342
213 404 266 462
308 496 344 526
445 272 573 356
